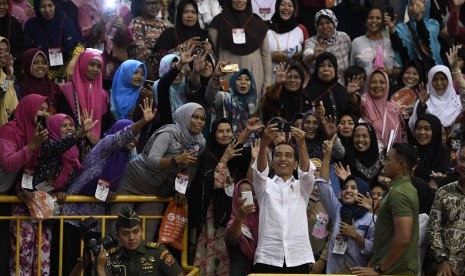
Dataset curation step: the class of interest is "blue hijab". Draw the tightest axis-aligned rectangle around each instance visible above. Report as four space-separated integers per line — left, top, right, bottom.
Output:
225 69 258 133
339 176 371 220
110 60 147 120
395 0 443 66
25 0 81 61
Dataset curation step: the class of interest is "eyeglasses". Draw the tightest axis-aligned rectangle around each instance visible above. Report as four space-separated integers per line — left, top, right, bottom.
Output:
144 1 161 7
191 115 206 122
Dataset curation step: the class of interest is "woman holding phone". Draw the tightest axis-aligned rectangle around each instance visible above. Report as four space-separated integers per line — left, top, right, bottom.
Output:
317 134 376 273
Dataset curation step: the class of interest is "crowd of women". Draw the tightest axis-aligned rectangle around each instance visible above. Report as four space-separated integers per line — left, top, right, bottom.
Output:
1 0 465 274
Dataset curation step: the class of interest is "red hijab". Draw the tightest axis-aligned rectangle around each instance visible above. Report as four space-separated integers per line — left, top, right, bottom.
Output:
46 114 83 190
226 179 259 261
0 94 49 169
362 70 402 147
62 49 108 137
19 48 61 101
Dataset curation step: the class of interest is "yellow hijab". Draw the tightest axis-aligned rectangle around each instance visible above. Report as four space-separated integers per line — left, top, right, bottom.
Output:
0 36 18 126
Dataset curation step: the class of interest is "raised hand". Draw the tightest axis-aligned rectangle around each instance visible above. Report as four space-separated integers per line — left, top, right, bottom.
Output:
178 42 196 65
346 75 362 95
246 117 265 133
174 152 198 166
290 126 307 147
275 62 290 85
192 51 208 73
80 109 99 133
236 197 256 220
139 97 157 122
251 138 260 160
334 161 351 181
321 115 338 138
314 42 326 57
356 192 373 212
260 123 279 147
446 45 461 69
322 133 337 156
220 140 243 163
139 85 154 98
213 60 230 78
315 101 325 122
384 12 397 34
416 82 429 105
28 125 48 151
453 0 465 7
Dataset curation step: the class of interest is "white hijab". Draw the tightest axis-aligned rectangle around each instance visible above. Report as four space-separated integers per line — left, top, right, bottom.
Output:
409 65 461 131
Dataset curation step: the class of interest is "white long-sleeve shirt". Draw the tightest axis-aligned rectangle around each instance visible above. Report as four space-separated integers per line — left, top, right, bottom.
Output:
252 160 316 267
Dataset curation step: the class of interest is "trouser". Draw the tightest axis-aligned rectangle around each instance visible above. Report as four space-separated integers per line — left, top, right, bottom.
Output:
254 262 310 274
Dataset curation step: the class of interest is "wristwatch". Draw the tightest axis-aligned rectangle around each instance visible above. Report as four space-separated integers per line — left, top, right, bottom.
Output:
436 255 448 263
171 157 178 167
374 264 384 273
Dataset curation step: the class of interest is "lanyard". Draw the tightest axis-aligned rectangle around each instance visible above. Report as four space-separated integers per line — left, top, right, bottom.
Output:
221 13 254 30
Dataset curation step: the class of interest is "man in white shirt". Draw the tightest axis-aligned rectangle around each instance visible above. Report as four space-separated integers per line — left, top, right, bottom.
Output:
252 123 315 273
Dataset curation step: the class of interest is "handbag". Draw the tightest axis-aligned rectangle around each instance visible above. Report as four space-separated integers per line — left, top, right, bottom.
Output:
158 200 188 251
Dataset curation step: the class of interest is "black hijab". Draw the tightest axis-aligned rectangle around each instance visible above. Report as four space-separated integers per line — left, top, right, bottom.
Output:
303 52 348 121
279 62 305 122
0 12 24 77
413 114 450 182
268 0 298 34
337 112 359 150
153 0 210 53
345 122 383 183
209 0 268 55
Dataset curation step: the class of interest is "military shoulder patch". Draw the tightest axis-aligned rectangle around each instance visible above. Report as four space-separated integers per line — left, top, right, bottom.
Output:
146 241 158 248
107 247 119 255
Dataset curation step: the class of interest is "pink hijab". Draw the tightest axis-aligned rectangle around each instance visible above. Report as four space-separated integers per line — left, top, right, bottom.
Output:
226 179 259 261
46 114 83 190
0 94 49 169
361 70 402 147
61 49 108 137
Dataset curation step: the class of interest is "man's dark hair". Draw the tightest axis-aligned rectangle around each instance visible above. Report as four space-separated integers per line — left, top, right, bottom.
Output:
273 142 299 162
392 143 418 170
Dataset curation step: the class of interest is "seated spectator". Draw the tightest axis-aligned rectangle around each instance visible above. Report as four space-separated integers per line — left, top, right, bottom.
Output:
189 117 260 275
206 64 258 135
319 135 376 273
359 69 406 149
427 144 465 276
267 0 307 77
209 0 271 95
252 123 315 273
304 52 359 121
128 0 170 80
340 122 384 183
0 0 25 77
0 94 50 275
412 114 450 183
110 59 148 121
111 102 206 242
302 9 351 81
391 0 443 68
78 0 133 85
350 6 400 78
0 36 18 126
261 62 307 123
154 0 211 58
25 0 84 82
19 48 61 107
60 99 156 276
57 49 109 145
409 64 462 130
226 179 259 276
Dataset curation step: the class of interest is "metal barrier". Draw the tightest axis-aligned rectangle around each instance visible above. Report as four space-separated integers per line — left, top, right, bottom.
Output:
0 195 199 276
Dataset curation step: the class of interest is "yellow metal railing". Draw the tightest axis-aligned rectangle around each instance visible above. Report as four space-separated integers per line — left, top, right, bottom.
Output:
0 195 199 276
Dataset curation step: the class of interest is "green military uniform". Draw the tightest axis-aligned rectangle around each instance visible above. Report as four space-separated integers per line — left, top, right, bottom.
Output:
106 241 184 276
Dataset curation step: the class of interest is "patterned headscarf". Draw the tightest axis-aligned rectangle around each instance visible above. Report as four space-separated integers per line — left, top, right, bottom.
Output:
314 9 339 45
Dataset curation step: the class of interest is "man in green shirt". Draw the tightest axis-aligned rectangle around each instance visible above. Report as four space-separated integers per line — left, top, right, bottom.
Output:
352 143 419 275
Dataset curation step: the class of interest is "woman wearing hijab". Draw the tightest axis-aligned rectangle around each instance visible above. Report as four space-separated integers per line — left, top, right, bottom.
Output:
209 0 271 95
0 94 50 275
303 9 351 80
24 0 84 81
206 65 258 135
0 1 25 77
0 36 18 127
189 118 255 275
318 136 375 272
19 48 61 106
261 61 306 123
303 52 359 121
60 99 156 276
154 0 211 56
110 59 147 121
267 0 308 77
409 65 462 130
389 60 427 97
226 179 259 276
111 102 206 242
412 114 450 182
342 122 384 183
337 112 358 150
360 69 406 149
350 6 400 77
78 0 133 85
57 49 109 144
